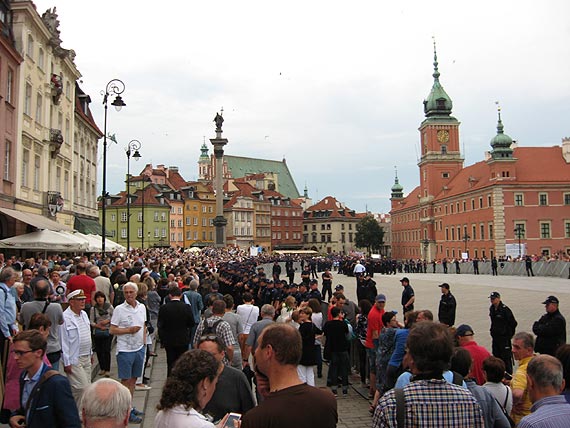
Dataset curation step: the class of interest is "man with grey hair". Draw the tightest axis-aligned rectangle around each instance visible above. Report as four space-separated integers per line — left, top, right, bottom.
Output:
81 378 132 428
518 354 570 427
243 304 275 366
87 264 114 304
110 282 147 424
511 332 536 425
0 266 17 366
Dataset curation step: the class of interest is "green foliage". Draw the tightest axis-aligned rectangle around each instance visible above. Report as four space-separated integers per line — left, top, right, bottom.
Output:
355 215 385 255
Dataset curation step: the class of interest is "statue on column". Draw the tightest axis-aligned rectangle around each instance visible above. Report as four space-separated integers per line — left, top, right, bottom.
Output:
214 112 224 133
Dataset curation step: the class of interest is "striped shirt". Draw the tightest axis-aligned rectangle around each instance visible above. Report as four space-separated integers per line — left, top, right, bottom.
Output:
518 395 570 428
373 379 484 428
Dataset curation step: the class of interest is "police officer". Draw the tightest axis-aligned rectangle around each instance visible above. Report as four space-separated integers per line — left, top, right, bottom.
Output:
533 295 566 356
437 283 456 327
489 291 518 374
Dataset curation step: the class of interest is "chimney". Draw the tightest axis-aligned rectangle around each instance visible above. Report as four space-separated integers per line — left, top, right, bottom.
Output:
562 137 570 163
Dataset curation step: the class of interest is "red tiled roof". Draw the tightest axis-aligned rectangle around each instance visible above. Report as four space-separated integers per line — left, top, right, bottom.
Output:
393 146 570 209
167 171 188 190
305 196 357 218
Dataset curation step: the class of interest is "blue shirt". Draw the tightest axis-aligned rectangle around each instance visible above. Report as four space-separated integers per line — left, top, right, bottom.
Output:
0 282 17 338
22 363 45 419
518 395 570 428
395 370 468 389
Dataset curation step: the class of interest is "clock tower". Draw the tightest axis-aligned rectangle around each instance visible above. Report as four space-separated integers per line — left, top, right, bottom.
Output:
417 41 464 246
418 41 464 200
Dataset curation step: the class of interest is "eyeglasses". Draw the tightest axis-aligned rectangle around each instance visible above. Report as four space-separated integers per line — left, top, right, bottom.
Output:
12 349 36 357
199 335 218 342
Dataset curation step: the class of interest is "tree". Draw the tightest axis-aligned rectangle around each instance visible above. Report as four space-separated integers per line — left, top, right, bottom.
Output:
355 215 385 256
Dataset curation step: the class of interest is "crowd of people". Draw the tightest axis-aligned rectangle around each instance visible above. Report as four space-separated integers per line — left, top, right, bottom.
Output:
0 248 569 428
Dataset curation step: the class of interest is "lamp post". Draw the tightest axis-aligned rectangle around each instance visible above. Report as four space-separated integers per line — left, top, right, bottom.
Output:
125 140 141 251
514 225 525 258
101 79 126 255
462 233 471 258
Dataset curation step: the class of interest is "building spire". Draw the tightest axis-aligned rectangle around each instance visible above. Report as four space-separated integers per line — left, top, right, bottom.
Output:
490 101 514 159
432 36 440 81
391 166 404 198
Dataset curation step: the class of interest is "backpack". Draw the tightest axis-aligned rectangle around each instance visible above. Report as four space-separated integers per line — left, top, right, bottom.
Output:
202 319 223 336
113 284 125 307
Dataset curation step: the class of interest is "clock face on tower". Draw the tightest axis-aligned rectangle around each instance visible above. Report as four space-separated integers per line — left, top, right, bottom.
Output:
437 129 450 143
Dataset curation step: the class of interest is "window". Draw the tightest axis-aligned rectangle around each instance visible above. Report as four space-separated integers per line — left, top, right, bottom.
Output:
186 217 190 225
193 217 198 226
121 228 127 238
540 222 551 239
489 224 494 240
442 172 449 178
3 141 10 180
539 193 548 206
171 233 175 241
480 224 485 240
154 228 159 238
24 83 32 116
161 212 166 221
479 197 483 208
186 231 191 240
565 221 570 238
488 195 492 206
154 211 159 221
33 155 40 190
26 35 33 58
138 228 143 238
38 48 44 70
111 214 116 222
6 69 13 103
170 219 175 228
177 220 182 227
121 212 127 222
202 218 207 226
137 212 142 221
35 94 43 122
178 207 183 214
441 145 447 154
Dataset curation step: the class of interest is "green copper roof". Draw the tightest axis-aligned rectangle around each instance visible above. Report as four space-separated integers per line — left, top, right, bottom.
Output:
224 155 300 199
423 41 453 118
391 167 404 198
490 107 514 159
199 143 209 160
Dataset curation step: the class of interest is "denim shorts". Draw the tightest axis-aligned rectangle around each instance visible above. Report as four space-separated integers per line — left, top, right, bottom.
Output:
117 347 145 380
366 348 377 374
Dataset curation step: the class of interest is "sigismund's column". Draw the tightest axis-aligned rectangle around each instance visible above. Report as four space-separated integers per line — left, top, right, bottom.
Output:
211 112 228 247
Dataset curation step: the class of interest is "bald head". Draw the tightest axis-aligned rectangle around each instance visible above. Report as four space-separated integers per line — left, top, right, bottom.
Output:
81 378 131 427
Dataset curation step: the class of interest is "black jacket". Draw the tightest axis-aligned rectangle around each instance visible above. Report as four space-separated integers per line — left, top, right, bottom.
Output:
158 299 195 347
533 309 566 356
489 303 517 338
438 292 457 326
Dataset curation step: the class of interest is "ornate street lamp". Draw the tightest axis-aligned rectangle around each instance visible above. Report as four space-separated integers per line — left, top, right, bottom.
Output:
126 140 142 251
514 225 525 258
463 233 471 257
101 79 126 255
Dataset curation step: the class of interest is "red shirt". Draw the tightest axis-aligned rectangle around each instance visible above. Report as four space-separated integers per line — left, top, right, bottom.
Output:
66 274 96 304
365 305 385 349
461 340 491 385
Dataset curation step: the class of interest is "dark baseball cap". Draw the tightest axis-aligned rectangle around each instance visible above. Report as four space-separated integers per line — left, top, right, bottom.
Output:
309 279 318 285
438 283 450 290
335 284 344 291
455 324 474 337
400 277 409 283
489 292 501 299
375 294 386 303
542 295 559 305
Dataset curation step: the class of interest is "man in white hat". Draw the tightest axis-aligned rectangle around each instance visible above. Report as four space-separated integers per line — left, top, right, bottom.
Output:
60 289 92 410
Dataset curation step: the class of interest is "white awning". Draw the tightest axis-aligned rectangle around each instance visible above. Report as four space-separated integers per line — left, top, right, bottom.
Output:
0 207 73 232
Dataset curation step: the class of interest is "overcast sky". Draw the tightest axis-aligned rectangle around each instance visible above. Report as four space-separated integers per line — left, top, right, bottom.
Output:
34 0 570 213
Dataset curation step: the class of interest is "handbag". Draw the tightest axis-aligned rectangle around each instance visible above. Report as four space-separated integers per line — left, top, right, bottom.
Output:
92 307 110 337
